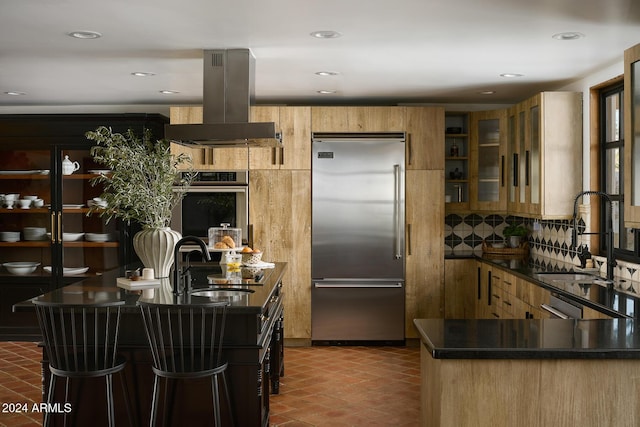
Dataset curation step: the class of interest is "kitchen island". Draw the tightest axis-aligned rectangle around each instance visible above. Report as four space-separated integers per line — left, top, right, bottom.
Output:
414 318 640 427
24 262 286 427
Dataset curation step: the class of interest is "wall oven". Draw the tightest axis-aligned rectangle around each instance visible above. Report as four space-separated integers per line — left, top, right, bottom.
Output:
171 170 249 244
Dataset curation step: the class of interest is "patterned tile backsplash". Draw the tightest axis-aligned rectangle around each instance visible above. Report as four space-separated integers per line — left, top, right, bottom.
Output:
445 213 640 282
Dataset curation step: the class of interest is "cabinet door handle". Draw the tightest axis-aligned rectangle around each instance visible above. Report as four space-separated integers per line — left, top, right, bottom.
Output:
513 153 519 187
50 213 56 244
271 147 277 165
488 271 492 306
201 148 207 165
57 213 62 244
280 147 284 166
501 155 505 187
407 134 413 166
525 150 530 186
406 224 412 256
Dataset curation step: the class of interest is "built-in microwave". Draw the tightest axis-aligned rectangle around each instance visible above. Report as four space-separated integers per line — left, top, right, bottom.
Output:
171 170 249 244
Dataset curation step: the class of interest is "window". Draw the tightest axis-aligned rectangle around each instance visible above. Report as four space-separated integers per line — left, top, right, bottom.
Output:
599 82 639 261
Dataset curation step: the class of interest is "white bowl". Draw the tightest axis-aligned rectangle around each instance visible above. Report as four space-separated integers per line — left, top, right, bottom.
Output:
63 232 84 241
85 233 112 242
3 262 40 275
0 231 20 242
23 227 47 241
23 195 38 200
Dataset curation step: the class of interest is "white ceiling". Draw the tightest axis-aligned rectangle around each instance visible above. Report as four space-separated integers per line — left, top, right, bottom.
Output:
1 0 638 108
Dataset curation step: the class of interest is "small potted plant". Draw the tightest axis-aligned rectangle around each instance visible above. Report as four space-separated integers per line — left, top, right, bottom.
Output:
85 126 196 278
503 223 529 248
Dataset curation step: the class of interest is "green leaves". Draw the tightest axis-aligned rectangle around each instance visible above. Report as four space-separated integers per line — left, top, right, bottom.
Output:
85 126 195 229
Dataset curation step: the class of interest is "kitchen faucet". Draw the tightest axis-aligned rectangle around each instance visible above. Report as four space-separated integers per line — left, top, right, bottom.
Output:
173 236 211 295
571 191 616 282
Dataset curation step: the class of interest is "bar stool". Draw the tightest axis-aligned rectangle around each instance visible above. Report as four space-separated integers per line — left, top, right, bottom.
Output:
138 301 233 426
33 299 133 427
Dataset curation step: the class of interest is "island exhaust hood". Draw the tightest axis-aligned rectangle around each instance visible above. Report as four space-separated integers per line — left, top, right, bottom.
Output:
164 49 281 146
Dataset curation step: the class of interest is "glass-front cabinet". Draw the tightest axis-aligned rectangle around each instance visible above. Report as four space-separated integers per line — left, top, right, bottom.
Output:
469 109 507 212
506 92 582 219
624 42 640 227
0 114 167 339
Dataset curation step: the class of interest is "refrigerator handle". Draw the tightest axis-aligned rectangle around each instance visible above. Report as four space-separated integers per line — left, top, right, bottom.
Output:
394 164 402 260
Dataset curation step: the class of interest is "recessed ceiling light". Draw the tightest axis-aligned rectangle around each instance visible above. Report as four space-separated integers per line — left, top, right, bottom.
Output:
131 72 155 77
500 73 523 78
317 90 337 94
479 91 495 95
67 31 102 39
310 30 342 39
159 90 179 94
315 71 339 76
552 32 585 41
5 91 26 96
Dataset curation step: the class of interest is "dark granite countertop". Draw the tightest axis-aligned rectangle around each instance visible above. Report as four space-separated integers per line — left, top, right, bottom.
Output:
21 262 287 315
414 318 640 359
446 250 640 318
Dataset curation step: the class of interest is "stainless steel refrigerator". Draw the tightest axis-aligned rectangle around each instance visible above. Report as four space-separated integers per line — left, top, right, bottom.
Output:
311 132 405 343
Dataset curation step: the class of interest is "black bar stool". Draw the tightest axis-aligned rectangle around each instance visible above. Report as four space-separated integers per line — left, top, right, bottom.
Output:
138 301 233 426
33 299 133 427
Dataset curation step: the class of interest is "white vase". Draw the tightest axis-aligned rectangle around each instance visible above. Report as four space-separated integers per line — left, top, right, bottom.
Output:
133 227 182 279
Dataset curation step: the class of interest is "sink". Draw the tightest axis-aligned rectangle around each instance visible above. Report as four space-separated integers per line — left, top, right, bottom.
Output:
189 288 255 299
534 272 600 284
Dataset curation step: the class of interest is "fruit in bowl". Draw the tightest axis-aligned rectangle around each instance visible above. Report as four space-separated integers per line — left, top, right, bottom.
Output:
241 247 263 264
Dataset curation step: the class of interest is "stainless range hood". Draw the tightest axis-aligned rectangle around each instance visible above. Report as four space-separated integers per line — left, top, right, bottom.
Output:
165 49 281 147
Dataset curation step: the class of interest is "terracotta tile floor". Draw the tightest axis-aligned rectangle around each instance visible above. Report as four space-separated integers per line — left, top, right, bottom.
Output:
270 345 421 427
0 342 420 427
0 342 43 427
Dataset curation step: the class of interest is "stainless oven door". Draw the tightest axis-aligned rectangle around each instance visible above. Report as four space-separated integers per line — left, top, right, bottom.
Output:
171 186 248 243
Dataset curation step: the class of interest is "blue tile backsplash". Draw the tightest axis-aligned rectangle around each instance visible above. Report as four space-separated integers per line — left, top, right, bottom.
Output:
445 213 640 282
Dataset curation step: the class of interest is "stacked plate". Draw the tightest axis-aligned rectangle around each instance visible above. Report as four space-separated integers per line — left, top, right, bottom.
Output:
86 233 112 242
23 227 47 241
0 231 20 242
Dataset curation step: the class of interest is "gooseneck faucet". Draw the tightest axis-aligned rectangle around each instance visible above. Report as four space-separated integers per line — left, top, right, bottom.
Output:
173 236 211 295
571 191 616 281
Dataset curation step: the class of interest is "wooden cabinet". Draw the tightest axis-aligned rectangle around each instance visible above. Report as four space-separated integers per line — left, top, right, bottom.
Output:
249 106 311 170
311 106 406 133
249 170 311 340
624 43 640 227
0 113 166 339
445 110 507 213
444 258 476 318
407 107 445 170
169 106 249 170
469 109 507 212
507 92 582 219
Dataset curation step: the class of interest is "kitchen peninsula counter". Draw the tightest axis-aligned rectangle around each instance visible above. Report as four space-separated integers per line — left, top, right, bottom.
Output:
23 262 287 427
414 318 640 426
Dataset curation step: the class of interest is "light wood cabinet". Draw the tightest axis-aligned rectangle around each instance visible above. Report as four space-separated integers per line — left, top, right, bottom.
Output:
469 109 507 212
249 169 311 340
249 106 311 170
507 92 582 219
624 43 640 227
406 106 445 170
311 106 406 133
444 258 476 318
169 106 249 170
